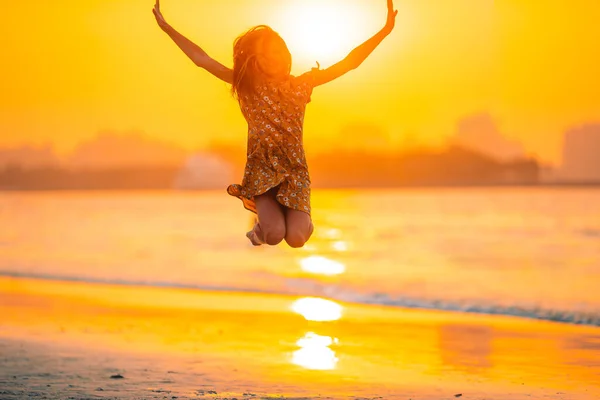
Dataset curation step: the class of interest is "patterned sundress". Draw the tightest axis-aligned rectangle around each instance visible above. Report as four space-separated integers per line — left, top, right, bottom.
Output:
227 71 316 216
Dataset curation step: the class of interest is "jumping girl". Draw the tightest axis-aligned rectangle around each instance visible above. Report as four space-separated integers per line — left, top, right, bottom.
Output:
153 0 397 248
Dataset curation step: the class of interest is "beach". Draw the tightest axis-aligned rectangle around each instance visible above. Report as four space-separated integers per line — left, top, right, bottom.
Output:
1 189 599 399
1 276 599 399
4 0 600 396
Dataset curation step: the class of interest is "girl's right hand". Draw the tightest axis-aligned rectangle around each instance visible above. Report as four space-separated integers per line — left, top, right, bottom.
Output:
384 0 398 34
152 0 170 31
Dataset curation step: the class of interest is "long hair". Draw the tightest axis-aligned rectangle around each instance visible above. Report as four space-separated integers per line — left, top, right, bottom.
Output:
231 25 292 102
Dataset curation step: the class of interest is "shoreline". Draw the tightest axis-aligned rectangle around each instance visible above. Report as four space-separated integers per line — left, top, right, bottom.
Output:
1 272 598 328
1 276 599 399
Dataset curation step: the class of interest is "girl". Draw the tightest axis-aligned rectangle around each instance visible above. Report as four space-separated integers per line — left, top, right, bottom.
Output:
153 0 397 248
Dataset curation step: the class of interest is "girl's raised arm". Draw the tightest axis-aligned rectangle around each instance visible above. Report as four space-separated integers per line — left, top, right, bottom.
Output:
152 0 233 84
309 0 397 87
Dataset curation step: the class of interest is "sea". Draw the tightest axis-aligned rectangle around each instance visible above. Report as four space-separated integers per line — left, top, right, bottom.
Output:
1 187 599 326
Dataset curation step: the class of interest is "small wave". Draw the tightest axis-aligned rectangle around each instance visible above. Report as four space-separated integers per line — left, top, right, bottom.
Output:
2 271 599 327
348 293 600 326
0 271 275 295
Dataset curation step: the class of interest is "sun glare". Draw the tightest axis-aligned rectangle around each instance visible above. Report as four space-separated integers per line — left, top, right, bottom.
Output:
300 256 346 276
291 297 343 321
277 0 377 67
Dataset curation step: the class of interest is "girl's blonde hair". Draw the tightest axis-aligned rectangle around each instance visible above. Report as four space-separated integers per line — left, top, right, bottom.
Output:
231 25 292 101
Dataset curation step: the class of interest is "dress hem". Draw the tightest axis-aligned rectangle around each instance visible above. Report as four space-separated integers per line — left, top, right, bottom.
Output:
227 180 311 216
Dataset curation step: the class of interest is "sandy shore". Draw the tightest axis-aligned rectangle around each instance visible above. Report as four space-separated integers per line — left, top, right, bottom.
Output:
1 277 599 399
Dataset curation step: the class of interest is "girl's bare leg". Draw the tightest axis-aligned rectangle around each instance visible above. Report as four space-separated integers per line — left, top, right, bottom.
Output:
248 188 286 246
284 209 314 248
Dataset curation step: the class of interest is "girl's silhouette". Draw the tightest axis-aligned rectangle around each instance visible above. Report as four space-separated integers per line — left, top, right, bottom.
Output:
153 0 397 248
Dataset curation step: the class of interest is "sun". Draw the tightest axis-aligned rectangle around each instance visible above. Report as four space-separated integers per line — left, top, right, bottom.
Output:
276 0 379 69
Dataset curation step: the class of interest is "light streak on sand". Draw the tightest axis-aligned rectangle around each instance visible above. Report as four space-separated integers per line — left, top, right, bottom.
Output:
292 332 339 370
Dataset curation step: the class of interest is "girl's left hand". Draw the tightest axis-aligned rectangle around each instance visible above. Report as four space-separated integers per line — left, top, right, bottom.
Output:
152 0 170 31
384 0 398 34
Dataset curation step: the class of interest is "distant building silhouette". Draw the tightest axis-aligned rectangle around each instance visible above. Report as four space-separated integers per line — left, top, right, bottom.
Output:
0 166 180 190
0 131 190 190
0 123 543 190
309 146 539 188
0 145 59 169
452 113 524 161
560 124 600 182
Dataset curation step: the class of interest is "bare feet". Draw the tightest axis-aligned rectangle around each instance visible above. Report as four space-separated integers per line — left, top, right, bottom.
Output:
246 230 262 246
246 222 264 246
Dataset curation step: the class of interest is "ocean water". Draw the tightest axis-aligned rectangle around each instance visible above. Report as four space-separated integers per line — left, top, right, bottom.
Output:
1 188 599 326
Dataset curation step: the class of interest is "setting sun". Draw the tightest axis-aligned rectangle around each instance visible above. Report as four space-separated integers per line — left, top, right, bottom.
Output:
276 0 379 66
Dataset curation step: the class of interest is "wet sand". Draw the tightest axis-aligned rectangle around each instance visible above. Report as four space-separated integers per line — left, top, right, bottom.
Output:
1 277 599 399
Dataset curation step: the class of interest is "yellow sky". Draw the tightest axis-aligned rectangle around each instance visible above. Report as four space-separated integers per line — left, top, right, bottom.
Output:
0 0 598 163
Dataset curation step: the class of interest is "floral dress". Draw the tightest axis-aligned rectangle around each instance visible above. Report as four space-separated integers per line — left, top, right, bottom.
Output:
227 71 316 216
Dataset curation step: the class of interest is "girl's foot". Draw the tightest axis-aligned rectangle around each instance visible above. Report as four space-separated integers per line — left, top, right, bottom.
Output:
246 222 264 246
246 230 262 246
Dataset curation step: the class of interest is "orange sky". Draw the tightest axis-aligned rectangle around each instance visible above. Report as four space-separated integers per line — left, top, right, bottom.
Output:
0 0 598 163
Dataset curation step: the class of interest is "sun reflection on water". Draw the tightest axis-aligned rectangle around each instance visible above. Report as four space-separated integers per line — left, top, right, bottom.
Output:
300 255 346 276
292 332 339 370
291 297 343 321
331 240 348 252
324 228 342 239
